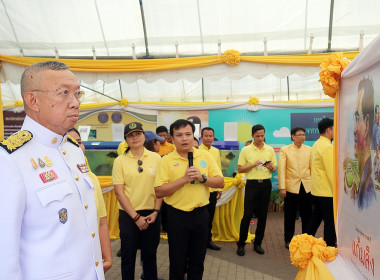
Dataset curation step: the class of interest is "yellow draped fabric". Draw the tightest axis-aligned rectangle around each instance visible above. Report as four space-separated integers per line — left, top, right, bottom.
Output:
0 51 359 71
102 190 120 239
211 174 254 242
290 234 338 280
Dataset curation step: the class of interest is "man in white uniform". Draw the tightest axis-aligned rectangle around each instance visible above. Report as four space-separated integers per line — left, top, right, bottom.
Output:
0 61 105 280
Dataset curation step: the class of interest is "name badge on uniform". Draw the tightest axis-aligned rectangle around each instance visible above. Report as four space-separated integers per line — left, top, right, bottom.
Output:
39 170 58 183
77 163 89 173
58 208 68 224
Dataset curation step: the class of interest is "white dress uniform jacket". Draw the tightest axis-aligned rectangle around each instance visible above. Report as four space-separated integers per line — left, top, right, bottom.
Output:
0 116 105 280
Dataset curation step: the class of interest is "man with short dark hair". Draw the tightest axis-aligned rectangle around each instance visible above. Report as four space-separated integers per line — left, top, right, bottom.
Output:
306 117 336 246
0 61 104 279
155 119 224 280
156 125 175 157
199 127 223 251
278 127 312 249
353 78 377 209
236 124 277 256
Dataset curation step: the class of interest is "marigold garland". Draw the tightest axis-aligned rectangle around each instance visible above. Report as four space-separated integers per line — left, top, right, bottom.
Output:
248 97 259 105
119 98 128 107
319 52 350 98
223 49 241 65
289 234 337 271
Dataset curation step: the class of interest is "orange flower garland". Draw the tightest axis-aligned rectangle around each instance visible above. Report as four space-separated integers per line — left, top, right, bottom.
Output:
319 52 350 98
223 49 241 65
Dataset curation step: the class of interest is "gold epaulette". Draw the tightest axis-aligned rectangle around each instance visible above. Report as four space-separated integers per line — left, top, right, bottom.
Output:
0 130 33 154
67 134 79 147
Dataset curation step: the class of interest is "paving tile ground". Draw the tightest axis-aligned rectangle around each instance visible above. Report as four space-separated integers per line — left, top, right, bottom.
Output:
105 211 324 280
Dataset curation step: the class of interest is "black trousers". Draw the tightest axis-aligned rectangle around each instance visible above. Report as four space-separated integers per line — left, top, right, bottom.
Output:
306 195 337 247
167 204 209 280
284 183 312 243
161 201 168 232
207 191 218 242
237 179 272 247
119 209 161 280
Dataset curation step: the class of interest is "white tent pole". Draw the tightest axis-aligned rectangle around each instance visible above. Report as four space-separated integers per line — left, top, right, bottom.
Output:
92 46 96 60
304 0 309 51
218 39 221 58
175 41 179 58
54 48 59 59
93 0 109 56
132 43 137 60
263 37 268 56
359 31 364 51
196 0 204 54
308 33 314 54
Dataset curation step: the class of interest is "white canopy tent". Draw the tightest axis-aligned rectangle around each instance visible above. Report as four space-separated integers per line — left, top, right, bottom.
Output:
1 0 379 105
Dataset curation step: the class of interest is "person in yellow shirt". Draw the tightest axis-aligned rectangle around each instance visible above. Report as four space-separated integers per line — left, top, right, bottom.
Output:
306 118 336 247
156 126 175 157
155 119 224 280
67 128 113 273
278 127 312 249
199 127 223 251
236 124 277 256
112 122 162 280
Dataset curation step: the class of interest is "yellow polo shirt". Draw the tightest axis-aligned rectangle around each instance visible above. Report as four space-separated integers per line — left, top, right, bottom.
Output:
155 148 223 211
87 172 107 226
278 143 312 194
112 148 161 210
238 143 277 180
158 141 175 157
199 143 223 192
116 141 128 156
310 136 333 197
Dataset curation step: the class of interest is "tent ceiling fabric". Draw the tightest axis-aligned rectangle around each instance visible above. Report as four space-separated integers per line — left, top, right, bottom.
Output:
0 0 378 57
1 0 379 105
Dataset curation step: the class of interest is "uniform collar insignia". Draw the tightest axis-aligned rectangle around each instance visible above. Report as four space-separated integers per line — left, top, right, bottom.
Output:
0 130 33 154
66 134 79 147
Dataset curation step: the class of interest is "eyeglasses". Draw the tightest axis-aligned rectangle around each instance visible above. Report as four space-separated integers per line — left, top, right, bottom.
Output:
32 89 85 103
137 160 143 173
353 111 364 124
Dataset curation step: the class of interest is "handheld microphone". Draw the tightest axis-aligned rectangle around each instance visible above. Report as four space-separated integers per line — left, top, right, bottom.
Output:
188 152 194 184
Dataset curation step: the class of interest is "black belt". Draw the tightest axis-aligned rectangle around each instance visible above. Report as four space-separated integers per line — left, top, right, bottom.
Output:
248 179 271 184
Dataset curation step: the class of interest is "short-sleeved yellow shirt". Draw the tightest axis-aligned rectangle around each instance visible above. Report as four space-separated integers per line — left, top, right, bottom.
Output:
238 143 277 180
155 148 223 211
87 172 107 226
158 141 175 157
112 148 161 211
199 143 223 192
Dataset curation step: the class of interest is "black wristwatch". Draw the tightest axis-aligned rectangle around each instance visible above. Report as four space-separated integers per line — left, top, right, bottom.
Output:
153 209 160 214
199 174 207 184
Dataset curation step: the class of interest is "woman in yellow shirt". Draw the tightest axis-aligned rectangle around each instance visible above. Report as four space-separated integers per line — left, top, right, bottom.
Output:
112 122 162 280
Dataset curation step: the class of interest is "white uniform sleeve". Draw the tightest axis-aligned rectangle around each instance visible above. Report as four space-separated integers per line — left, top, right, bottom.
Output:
0 149 26 279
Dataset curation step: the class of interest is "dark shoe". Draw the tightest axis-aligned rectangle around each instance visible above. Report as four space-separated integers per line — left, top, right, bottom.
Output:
237 245 245 256
207 241 221 250
117 248 122 257
285 242 290 249
253 244 265 254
